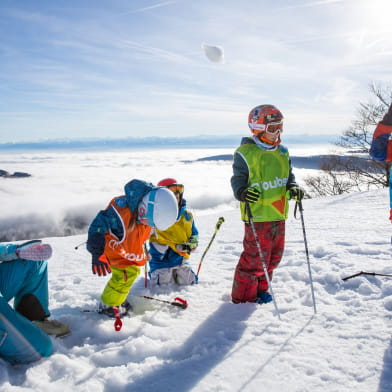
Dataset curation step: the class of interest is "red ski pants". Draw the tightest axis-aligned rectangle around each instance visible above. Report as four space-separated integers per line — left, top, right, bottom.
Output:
232 220 285 303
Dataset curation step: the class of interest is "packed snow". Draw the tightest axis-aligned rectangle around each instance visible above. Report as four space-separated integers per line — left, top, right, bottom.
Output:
0 147 391 391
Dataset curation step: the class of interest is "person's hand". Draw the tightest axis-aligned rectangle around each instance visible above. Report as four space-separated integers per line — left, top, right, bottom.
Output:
92 254 111 276
288 186 305 201
176 236 198 253
176 244 190 253
240 187 261 203
16 241 53 261
187 236 198 252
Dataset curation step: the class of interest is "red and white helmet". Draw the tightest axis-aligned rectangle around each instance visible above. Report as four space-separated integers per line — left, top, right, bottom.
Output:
248 104 284 145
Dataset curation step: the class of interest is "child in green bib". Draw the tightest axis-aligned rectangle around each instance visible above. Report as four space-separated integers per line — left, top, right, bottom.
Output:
231 104 304 304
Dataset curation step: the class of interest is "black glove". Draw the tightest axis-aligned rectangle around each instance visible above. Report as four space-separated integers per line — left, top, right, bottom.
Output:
288 186 305 201
92 254 111 276
240 187 261 203
381 103 392 126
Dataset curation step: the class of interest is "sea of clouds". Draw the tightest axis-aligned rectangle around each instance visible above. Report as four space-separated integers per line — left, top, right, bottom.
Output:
0 145 334 241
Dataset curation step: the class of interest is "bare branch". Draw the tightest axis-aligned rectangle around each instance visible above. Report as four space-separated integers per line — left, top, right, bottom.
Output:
306 82 391 197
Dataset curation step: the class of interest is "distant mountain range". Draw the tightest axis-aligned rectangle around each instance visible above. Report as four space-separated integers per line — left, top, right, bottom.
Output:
186 153 378 172
0 134 338 151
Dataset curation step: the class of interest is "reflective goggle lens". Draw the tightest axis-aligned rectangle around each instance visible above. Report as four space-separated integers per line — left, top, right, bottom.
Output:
265 121 283 135
167 184 184 194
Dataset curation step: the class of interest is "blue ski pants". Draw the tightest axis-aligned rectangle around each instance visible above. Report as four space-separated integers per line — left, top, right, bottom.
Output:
0 259 53 364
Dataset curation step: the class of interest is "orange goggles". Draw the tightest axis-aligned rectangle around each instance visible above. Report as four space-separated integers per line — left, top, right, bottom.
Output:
167 184 184 194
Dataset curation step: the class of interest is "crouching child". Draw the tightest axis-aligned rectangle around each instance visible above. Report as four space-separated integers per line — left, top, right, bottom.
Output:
86 179 178 317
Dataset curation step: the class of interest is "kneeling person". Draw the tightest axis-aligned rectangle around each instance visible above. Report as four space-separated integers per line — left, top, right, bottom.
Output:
0 240 69 365
149 178 198 286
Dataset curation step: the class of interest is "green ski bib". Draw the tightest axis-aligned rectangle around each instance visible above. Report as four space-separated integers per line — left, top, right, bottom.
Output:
236 143 290 222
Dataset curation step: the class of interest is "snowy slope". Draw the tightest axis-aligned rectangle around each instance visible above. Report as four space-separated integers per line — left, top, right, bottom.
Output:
1 189 392 392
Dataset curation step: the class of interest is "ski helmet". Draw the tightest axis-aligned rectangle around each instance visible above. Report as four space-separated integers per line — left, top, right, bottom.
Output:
248 104 284 145
158 178 178 187
138 187 178 230
157 178 184 204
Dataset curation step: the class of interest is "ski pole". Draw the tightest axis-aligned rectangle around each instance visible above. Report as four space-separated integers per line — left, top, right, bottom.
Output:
196 217 225 277
75 241 87 250
139 296 188 309
295 200 317 314
342 271 392 281
144 243 149 288
245 202 281 320
144 265 148 288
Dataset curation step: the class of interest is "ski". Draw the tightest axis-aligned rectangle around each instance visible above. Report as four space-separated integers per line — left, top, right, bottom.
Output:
80 306 128 331
80 308 131 317
140 296 188 309
81 296 188 315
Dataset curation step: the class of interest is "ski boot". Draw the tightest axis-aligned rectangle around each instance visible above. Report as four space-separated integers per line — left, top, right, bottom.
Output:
33 319 71 337
255 291 273 304
98 300 132 318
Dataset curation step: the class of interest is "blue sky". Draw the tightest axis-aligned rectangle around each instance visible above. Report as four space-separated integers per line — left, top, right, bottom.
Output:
1 0 391 143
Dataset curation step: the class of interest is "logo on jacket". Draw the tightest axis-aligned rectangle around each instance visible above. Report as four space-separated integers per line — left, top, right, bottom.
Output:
108 239 145 262
252 176 288 191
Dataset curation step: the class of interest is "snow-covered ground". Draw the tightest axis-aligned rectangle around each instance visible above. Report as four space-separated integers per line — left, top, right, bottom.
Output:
0 146 391 391
1 188 391 391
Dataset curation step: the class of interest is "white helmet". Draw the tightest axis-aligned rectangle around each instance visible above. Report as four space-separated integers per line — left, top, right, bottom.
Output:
138 187 178 230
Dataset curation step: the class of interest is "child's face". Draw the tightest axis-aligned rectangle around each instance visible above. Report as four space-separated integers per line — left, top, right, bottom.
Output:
262 121 283 144
263 130 280 143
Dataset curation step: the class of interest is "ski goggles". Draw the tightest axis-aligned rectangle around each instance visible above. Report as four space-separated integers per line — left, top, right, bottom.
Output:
265 121 283 135
167 184 184 194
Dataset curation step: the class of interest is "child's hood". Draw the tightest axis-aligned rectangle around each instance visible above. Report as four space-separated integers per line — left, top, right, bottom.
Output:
124 179 155 213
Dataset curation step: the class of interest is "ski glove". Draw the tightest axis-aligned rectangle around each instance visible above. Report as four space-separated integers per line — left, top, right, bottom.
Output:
288 186 305 201
240 187 261 203
187 235 198 252
92 254 112 276
176 236 199 253
16 240 53 261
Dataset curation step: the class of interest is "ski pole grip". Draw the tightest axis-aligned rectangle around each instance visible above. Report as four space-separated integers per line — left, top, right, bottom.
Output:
216 217 225 229
172 297 188 309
